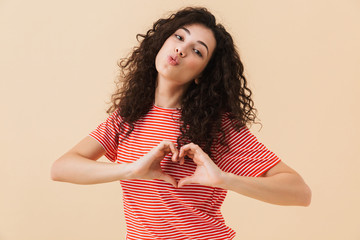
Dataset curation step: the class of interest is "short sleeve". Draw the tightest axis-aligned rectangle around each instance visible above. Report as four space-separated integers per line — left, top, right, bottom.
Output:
215 115 281 177
89 110 122 162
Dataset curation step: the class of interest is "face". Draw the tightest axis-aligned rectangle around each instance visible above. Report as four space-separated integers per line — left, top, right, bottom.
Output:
155 23 216 86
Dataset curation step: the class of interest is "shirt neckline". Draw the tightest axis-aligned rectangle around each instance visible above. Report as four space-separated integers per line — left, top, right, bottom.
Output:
152 104 181 112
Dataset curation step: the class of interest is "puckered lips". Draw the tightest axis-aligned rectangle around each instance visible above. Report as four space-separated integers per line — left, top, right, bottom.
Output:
167 55 179 66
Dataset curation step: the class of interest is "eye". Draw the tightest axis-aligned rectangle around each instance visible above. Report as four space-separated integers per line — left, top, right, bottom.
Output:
194 49 203 57
174 34 183 41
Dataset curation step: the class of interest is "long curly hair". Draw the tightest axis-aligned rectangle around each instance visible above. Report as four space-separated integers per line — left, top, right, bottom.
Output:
106 7 257 157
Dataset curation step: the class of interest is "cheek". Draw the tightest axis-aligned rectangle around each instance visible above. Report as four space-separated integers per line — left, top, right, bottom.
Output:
155 40 172 68
187 59 207 74
155 47 166 71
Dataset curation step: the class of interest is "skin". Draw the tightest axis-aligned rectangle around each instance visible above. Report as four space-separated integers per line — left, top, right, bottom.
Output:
51 24 312 206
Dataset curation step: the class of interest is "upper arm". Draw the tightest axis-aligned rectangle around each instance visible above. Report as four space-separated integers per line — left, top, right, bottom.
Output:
260 161 298 177
65 136 106 161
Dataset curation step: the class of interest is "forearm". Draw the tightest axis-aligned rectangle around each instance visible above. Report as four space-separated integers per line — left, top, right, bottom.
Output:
51 153 132 185
219 172 312 206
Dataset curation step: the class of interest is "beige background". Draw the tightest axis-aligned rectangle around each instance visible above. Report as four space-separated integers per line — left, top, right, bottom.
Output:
1 0 359 239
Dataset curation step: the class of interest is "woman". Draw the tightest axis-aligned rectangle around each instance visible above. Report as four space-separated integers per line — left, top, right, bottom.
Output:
51 7 311 240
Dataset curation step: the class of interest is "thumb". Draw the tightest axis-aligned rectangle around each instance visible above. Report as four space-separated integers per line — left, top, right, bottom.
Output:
159 173 178 188
178 175 196 188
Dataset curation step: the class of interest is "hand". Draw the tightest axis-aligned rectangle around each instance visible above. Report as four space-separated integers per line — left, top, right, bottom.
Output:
128 141 179 188
177 143 225 188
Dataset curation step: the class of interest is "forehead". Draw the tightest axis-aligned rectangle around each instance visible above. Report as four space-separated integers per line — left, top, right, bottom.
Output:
179 23 216 54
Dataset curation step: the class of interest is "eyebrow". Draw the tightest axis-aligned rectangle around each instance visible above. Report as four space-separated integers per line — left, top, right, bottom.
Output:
180 27 209 54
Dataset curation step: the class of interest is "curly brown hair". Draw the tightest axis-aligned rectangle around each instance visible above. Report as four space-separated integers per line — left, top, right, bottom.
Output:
106 7 257 157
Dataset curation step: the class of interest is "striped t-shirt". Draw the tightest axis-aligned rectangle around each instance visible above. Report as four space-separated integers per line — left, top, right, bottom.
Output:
89 104 281 240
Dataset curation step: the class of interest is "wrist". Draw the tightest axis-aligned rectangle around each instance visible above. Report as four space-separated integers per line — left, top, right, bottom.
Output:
213 171 228 189
118 162 135 180
216 171 233 189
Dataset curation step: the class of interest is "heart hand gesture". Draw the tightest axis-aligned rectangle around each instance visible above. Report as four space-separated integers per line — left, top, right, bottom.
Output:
128 140 179 188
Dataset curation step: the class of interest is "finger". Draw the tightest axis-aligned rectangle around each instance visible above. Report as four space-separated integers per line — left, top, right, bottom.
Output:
179 147 185 165
181 143 199 156
179 146 184 158
159 141 171 153
178 176 196 188
180 154 185 165
163 141 178 154
168 142 179 162
180 146 198 164
159 174 178 188
179 148 193 165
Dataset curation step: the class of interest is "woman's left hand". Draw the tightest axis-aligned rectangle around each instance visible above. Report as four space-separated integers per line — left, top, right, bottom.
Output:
177 143 225 188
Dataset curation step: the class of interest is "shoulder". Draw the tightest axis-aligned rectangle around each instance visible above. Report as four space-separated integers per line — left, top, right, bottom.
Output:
213 112 256 152
96 108 126 133
108 108 124 123
219 112 248 135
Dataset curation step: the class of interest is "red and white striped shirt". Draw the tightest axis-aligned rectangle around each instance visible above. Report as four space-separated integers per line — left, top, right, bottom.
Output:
89 104 281 240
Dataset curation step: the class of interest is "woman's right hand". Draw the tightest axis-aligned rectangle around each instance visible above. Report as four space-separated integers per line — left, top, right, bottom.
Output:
128 141 179 188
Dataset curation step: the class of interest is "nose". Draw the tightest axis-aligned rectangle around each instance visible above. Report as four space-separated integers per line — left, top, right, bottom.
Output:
175 47 185 57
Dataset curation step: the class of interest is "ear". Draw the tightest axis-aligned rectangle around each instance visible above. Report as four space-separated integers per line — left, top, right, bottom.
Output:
194 74 202 84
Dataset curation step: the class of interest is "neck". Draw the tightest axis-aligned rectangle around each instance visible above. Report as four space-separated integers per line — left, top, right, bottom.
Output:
154 75 189 109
